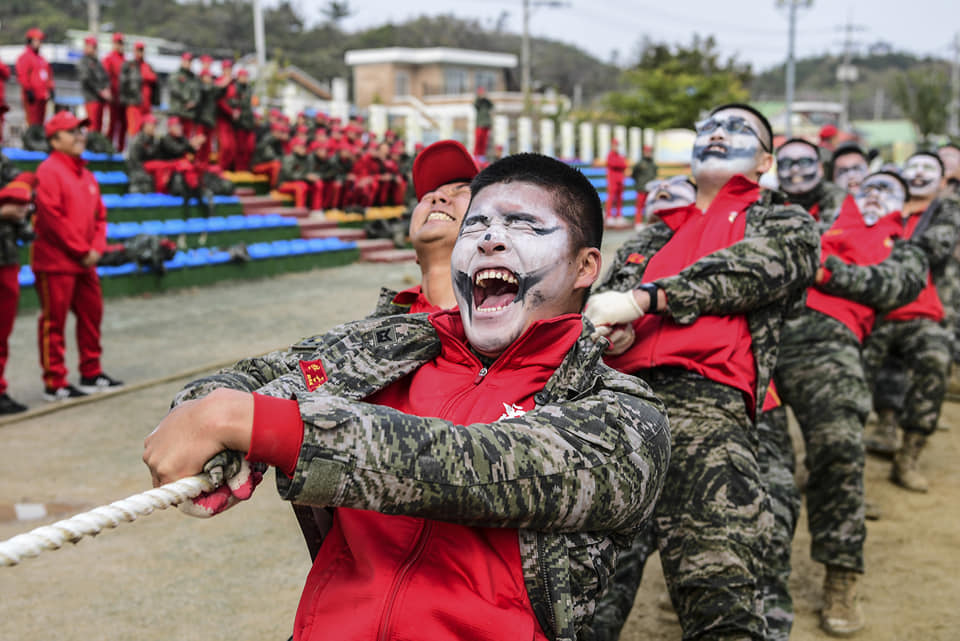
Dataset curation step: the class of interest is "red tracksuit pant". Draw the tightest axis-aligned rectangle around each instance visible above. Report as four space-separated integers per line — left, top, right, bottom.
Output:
108 101 126 151
216 118 236 170
86 101 105 134
0 265 20 395
474 126 490 157
21 91 47 126
35 270 103 390
234 129 255 172
606 178 624 217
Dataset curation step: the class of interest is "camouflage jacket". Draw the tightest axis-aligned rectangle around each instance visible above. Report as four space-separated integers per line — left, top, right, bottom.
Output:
168 68 199 119
234 82 256 130
173 313 671 641
125 131 157 172
77 53 109 103
808 181 848 231
194 84 221 128
279 153 312 183
252 133 284 165
911 191 960 290
596 187 820 415
118 60 143 106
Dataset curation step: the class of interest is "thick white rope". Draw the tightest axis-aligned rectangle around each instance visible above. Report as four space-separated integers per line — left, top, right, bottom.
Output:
0 474 216 567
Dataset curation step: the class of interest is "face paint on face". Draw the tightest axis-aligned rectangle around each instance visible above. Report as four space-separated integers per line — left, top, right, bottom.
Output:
902 155 944 199
855 175 906 226
776 142 823 195
691 108 769 181
643 176 696 218
832 154 869 192
450 182 585 358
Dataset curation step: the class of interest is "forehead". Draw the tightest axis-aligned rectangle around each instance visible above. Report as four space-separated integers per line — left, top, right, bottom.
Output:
834 153 867 168
710 108 765 135
862 175 904 194
469 181 558 214
777 142 818 159
906 155 942 173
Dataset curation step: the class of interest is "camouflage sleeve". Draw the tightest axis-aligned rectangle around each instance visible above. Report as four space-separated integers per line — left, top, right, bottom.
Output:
819 240 929 313
275 370 670 534
654 205 820 324
595 223 672 294
915 195 960 270
171 347 305 406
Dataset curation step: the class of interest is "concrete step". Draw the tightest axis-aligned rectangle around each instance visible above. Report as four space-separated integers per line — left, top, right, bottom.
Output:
355 238 396 258
362 248 417 263
240 195 289 214
234 186 257 197
298 217 339 233
301 226 368 241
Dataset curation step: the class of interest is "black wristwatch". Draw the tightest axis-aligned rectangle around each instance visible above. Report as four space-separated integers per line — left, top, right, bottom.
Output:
638 282 660 314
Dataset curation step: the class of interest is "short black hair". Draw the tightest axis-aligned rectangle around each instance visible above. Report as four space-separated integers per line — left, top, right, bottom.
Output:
907 150 945 176
709 103 774 153
831 143 867 166
469 153 604 251
866 170 911 201
776 137 820 157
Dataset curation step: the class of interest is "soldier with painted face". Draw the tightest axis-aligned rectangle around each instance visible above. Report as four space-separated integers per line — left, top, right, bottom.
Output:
831 144 870 194
584 103 820 641
641 175 696 224
776 138 848 230
862 152 960 492
767 170 927 637
142 153 671 641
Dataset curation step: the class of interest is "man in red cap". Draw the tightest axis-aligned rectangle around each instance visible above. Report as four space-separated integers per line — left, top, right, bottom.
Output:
169 52 199 138
251 121 287 188
276 137 313 209
33 112 123 400
120 42 157 137
193 70 218 164
78 36 111 135
233 69 256 171
0 168 36 414
473 86 493 157
15 28 55 127
605 138 628 221
214 60 238 170
102 33 127 151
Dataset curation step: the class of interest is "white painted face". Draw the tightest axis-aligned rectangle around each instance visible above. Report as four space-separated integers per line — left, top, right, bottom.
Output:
902 155 944 199
644 176 696 218
776 142 823 195
691 108 770 182
855 174 906 226
451 182 588 358
832 153 869 192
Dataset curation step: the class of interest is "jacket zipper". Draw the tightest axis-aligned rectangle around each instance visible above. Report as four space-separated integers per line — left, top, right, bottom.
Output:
377 519 434 641
537 533 557 635
437 364 488 416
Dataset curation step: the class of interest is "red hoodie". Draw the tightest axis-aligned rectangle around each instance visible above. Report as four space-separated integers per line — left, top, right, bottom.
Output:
15 46 54 101
250 311 583 641
390 285 442 314
606 175 758 411
31 151 107 273
883 210 944 323
102 51 125 97
806 195 906 341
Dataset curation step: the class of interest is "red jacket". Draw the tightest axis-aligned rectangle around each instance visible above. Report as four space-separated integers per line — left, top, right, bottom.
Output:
606 176 758 411
102 51 125 98
249 311 583 641
606 150 627 182
0 61 10 109
31 151 107 274
15 46 54 101
390 285 443 314
806 196 905 341
216 79 237 121
140 61 157 109
884 211 944 323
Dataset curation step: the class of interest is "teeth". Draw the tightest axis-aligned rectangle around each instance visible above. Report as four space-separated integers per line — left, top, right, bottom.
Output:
477 303 512 312
427 211 453 222
474 269 518 286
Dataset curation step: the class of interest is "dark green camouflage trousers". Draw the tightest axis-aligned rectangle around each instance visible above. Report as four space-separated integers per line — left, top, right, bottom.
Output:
756 405 800 641
863 317 952 435
587 524 656 641
648 368 771 641
775 312 869 573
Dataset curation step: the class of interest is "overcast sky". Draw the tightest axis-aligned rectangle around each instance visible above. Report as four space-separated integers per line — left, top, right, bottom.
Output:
289 0 959 72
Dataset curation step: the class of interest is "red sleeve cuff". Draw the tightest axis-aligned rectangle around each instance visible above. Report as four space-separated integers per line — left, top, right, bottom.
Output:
248 393 304 478
819 266 832 285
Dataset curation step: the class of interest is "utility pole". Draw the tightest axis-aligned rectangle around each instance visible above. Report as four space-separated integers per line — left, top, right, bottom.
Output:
521 0 568 115
87 0 100 37
252 0 267 97
777 0 812 139
950 32 960 138
836 17 866 131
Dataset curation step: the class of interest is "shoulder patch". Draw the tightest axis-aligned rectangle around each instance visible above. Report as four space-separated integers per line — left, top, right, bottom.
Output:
299 359 328 391
626 253 646 265
368 325 399 347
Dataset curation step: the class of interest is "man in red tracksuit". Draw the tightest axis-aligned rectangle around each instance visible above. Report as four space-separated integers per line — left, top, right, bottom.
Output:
0 59 11 144
143 152 671 641
0 170 36 415
15 28 54 127
102 33 127 152
32 112 123 401
214 60 238 171
605 138 627 220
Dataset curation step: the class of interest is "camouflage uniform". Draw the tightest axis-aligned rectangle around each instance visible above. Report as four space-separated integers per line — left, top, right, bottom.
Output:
592 188 820 641
168 66 199 122
0 153 27 268
865 193 960 434
125 130 158 193
77 52 109 106
172 313 672 641
788 180 848 232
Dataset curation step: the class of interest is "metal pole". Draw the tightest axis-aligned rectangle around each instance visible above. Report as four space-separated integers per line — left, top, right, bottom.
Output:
253 0 267 69
950 32 960 138
785 0 797 139
839 23 853 130
87 0 100 37
522 0 531 114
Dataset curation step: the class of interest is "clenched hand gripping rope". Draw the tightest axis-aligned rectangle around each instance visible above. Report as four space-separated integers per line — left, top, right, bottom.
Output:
0 474 217 567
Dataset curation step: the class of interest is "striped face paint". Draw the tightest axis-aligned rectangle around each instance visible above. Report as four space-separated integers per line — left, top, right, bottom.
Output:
855 174 906 226
776 142 823 196
902 155 943 199
643 176 696 218
691 108 768 181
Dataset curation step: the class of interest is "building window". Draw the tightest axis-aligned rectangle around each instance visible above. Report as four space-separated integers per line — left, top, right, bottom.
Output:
395 71 410 97
474 70 496 92
444 68 469 94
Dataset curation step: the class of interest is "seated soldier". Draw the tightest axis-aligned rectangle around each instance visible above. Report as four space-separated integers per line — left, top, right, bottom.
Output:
125 113 159 193
374 141 407 206
251 121 288 189
276 137 313 209
142 153 671 641
145 116 205 194
307 140 337 212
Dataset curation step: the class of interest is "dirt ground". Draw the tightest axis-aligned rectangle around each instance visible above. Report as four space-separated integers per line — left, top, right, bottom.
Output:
1 232 958 640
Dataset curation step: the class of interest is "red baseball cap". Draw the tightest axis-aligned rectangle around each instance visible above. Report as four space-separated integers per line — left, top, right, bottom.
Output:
221 59 233 68
26 28 45 41
237 69 249 79
181 51 193 61
84 36 98 47
112 32 125 43
167 116 182 127
142 113 157 126
0 172 37 205
44 111 90 138
412 140 480 200
134 41 145 50
200 54 213 64
819 124 838 140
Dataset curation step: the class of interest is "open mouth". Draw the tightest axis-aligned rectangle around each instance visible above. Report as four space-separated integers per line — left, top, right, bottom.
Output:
910 177 931 188
654 189 673 201
473 267 520 313
700 143 728 159
426 210 455 223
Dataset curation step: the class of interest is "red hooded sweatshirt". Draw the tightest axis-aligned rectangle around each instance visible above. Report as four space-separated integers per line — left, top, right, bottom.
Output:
250 311 583 641
31 151 107 273
605 175 758 411
806 195 907 341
